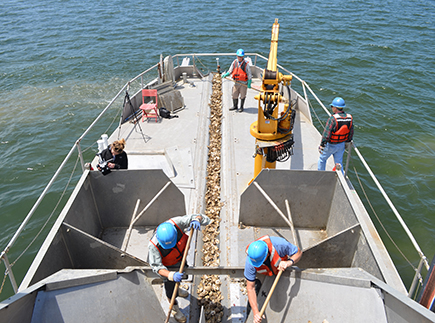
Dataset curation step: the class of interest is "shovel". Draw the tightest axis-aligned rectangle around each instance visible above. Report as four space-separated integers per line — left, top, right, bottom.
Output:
258 199 298 321
164 227 194 323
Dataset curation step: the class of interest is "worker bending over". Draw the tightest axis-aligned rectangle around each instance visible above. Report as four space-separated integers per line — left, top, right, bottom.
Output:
148 214 210 323
245 235 302 323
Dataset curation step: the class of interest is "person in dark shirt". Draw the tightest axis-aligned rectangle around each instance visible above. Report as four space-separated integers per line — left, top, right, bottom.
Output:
98 138 128 170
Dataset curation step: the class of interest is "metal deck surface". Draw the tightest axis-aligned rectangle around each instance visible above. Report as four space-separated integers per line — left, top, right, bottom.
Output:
101 75 341 321
102 74 395 322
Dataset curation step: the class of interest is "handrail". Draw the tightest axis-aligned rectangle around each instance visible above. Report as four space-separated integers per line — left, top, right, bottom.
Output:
0 64 160 293
1 143 78 293
297 77 429 295
0 52 428 299
353 145 430 270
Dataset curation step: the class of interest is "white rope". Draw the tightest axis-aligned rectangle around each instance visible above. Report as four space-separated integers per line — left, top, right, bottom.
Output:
0 270 7 296
353 166 418 272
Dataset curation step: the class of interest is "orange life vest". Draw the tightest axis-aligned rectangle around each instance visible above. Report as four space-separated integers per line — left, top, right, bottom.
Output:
150 219 188 266
330 113 353 143
246 235 287 276
231 59 248 82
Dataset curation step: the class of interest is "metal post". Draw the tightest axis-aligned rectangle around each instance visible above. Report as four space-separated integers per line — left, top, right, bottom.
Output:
2 254 18 293
253 182 293 229
408 257 425 298
285 199 297 247
192 55 196 77
132 181 171 226
302 81 308 107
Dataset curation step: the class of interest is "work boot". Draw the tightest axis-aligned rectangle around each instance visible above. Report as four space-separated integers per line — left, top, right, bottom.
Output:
229 99 238 111
172 304 187 323
238 98 245 112
178 287 189 298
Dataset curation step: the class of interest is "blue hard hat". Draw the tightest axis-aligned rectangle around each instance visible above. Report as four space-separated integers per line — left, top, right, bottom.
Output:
330 97 346 109
156 222 177 249
247 240 268 267
236 48 245 57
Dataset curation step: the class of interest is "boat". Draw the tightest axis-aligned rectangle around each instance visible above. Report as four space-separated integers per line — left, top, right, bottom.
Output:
1 19 434 323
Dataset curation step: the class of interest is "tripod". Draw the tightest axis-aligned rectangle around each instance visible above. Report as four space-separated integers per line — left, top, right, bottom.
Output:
118 89 150 143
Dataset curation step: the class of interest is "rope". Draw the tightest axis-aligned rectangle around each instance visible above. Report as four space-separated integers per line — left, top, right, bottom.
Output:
0 270 7 296
353 166 417 272
10 154 81 268
81 102 124 154
308 96 325 131
193 56 210 75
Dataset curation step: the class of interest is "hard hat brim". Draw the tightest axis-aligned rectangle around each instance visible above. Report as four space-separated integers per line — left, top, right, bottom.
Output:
156 222 177 249
249 252 268 267
160 239 177 249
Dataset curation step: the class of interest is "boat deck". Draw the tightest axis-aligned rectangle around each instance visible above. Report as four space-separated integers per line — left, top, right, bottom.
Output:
103 75 339 322
110 74 333 264
101 74 398 322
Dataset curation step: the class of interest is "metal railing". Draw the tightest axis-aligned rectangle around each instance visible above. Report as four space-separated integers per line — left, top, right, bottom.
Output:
0 63 160 294
296 76 430 297
1 53 429 300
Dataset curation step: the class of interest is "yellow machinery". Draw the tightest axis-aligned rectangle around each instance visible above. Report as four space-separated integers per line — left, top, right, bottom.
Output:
250 19 295 179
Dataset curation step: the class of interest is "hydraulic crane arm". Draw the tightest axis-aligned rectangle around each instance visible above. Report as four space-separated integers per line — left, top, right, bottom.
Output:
250 19 295 179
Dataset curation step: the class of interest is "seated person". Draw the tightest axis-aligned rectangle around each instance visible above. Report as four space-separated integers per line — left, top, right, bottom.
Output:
98 138 128 170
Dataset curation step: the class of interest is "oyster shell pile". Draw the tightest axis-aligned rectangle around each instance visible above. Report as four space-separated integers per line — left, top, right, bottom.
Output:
198 73 224 322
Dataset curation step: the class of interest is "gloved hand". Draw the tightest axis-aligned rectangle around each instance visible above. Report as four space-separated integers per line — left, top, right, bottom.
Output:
247 80 252 88
190 220 201 230
173 272 183 282
221 72 230 78
318 145 324 154
168 271 184 282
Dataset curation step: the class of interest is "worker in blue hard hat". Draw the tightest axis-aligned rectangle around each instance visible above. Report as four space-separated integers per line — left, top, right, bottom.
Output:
318 97 354 174
148 214 210 322
221 48 253 113
245 235 302 323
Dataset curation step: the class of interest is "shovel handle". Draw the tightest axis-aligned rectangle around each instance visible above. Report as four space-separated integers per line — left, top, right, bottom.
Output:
259 270 283 318
164 227 195 323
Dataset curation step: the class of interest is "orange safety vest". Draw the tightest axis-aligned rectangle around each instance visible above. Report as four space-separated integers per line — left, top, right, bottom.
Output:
150 219 188 266
330 113 353 143
231 59 248 82
246 235 287 276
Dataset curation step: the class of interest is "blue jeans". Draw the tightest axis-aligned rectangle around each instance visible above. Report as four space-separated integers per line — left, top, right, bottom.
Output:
318 142 345 173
